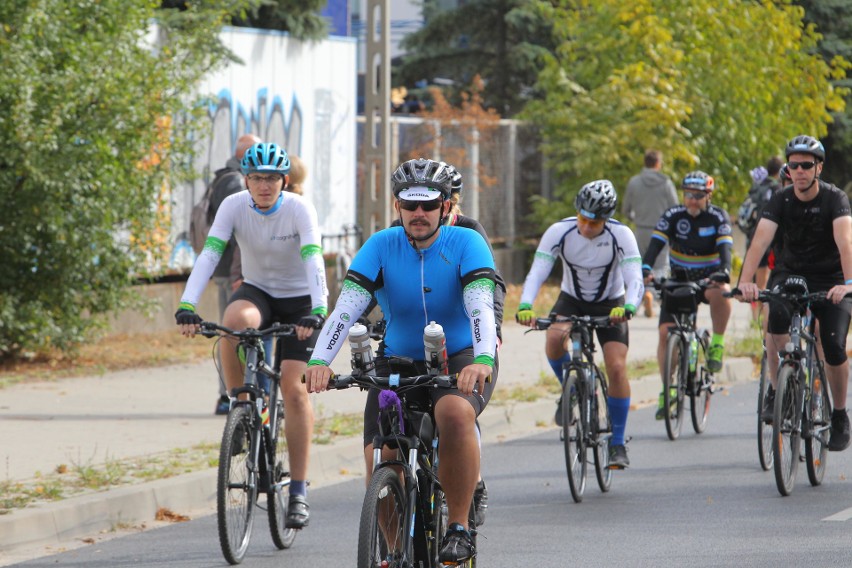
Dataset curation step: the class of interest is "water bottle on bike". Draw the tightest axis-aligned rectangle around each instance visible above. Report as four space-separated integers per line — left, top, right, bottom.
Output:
349 322 374 372
424 321 448 374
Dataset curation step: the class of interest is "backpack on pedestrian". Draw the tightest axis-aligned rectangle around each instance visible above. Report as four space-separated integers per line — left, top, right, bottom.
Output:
189 170 242 255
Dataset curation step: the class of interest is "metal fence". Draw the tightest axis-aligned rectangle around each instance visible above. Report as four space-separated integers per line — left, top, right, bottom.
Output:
355 116 555 249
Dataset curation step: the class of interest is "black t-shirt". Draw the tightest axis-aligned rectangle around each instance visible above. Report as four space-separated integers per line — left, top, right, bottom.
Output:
761 181 851 283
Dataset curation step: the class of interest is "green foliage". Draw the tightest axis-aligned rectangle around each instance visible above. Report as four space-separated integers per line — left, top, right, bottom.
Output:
798 0 852 188
523 0 849 225
0 0 252 360
396 0 557 116
231 0 328 40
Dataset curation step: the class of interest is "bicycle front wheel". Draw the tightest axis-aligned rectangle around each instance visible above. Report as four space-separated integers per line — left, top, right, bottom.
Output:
268 398 297 549
756 353 773 471
358 466 408 568
663 334 686 441
217 405 257 565
591 367 612 493
773 365 802 496
690 337 712 434
562 372 586 502
805 365 831 487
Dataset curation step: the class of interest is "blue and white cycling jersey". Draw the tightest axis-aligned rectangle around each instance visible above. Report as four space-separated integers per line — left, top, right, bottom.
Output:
309 225 497 367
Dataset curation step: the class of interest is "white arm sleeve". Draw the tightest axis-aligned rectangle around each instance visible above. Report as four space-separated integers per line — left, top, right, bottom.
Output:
309 280 373 366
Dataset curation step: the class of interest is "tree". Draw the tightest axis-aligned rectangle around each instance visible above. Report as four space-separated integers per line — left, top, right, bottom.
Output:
797 0 852 187
523 0 848 223
230 0 327 40
0 0 254 361
395 0 557 117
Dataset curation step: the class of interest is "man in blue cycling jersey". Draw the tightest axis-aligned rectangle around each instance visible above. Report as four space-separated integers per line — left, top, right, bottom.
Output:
305 158 497 564
516 180 644 469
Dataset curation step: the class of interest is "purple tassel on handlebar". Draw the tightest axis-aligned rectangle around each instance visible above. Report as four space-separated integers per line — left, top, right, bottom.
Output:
378 390 404 434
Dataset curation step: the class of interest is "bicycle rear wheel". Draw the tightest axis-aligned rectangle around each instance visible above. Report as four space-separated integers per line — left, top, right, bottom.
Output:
591 367 612 493
756 353 773 471
267 397 297 549
358 466 407 568
562 372 586 502
663 334 685 441
805 365 831 487
690 336 712 434
217 405 256 565
772 365 801 496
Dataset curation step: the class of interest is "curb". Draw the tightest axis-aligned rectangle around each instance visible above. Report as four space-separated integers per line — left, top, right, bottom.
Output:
0 357 755 557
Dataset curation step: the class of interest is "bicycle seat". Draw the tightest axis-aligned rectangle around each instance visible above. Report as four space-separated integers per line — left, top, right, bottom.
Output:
781 275 808 295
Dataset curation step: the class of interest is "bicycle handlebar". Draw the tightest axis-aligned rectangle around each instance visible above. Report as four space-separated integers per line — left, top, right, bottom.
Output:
198 321 297 339
725 288 829 303
529 314 614 332
327 373 459 391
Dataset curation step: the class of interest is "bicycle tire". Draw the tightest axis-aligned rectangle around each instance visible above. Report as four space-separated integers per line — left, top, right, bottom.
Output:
805 363 831 487
217 405 256 565
357 466 408 568
663 333 685 441
268 397 297 549
431 488 448 568
464 498 478 568
591 366 612 492
690 336 712 434
756 353 773 471
772 364 801 496
562 372 586 502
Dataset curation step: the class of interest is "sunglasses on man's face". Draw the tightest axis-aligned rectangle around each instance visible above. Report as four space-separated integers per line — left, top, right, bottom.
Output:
684 191 707 201
787 160 817 171
399 198 443 212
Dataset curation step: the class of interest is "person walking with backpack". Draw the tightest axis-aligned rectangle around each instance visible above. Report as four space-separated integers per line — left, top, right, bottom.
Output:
622 150 678 317
197 134 261 414
738 156 783 320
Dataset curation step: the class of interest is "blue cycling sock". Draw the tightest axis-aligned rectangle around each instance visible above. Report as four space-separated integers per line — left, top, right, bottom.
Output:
608 396 630 446
290 480 307 497
548 353 571 384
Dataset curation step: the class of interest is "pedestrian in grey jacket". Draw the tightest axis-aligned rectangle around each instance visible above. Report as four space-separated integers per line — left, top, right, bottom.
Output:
621 149 678 316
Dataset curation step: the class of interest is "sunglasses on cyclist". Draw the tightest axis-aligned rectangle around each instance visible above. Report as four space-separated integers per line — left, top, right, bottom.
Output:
787 160 817 171
684 191 707 200
577 213 605 227
246 173 284 184
398 198 443 212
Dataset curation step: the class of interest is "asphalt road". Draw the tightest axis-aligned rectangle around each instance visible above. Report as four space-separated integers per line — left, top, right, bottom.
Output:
12 380 852 568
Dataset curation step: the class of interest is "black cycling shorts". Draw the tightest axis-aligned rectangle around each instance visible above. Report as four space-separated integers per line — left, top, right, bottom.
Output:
550 292 628 346
229 283 319 362
766 271 852 366
362 349 498 447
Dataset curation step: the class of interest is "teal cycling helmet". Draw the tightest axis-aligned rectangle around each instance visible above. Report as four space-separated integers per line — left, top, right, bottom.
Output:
241 142 291 175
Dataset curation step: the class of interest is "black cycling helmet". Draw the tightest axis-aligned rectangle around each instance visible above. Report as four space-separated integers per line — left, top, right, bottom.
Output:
784 135 825 162
780 163 791 181
574 179 617 220
391 158 454 199
240 142 290 175
681 170 715 192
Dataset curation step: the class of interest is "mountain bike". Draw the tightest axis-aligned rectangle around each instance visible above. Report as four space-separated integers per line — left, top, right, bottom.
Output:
327 370 478 568
199 321 298 565
655 277 720 441
529 313 615 503
736 280 833 496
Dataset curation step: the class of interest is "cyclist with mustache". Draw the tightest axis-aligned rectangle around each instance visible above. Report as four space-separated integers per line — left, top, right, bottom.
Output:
305 158 497 564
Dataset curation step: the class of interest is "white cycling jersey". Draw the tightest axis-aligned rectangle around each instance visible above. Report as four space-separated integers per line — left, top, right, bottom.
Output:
520 217 644 308
180 190 328 313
